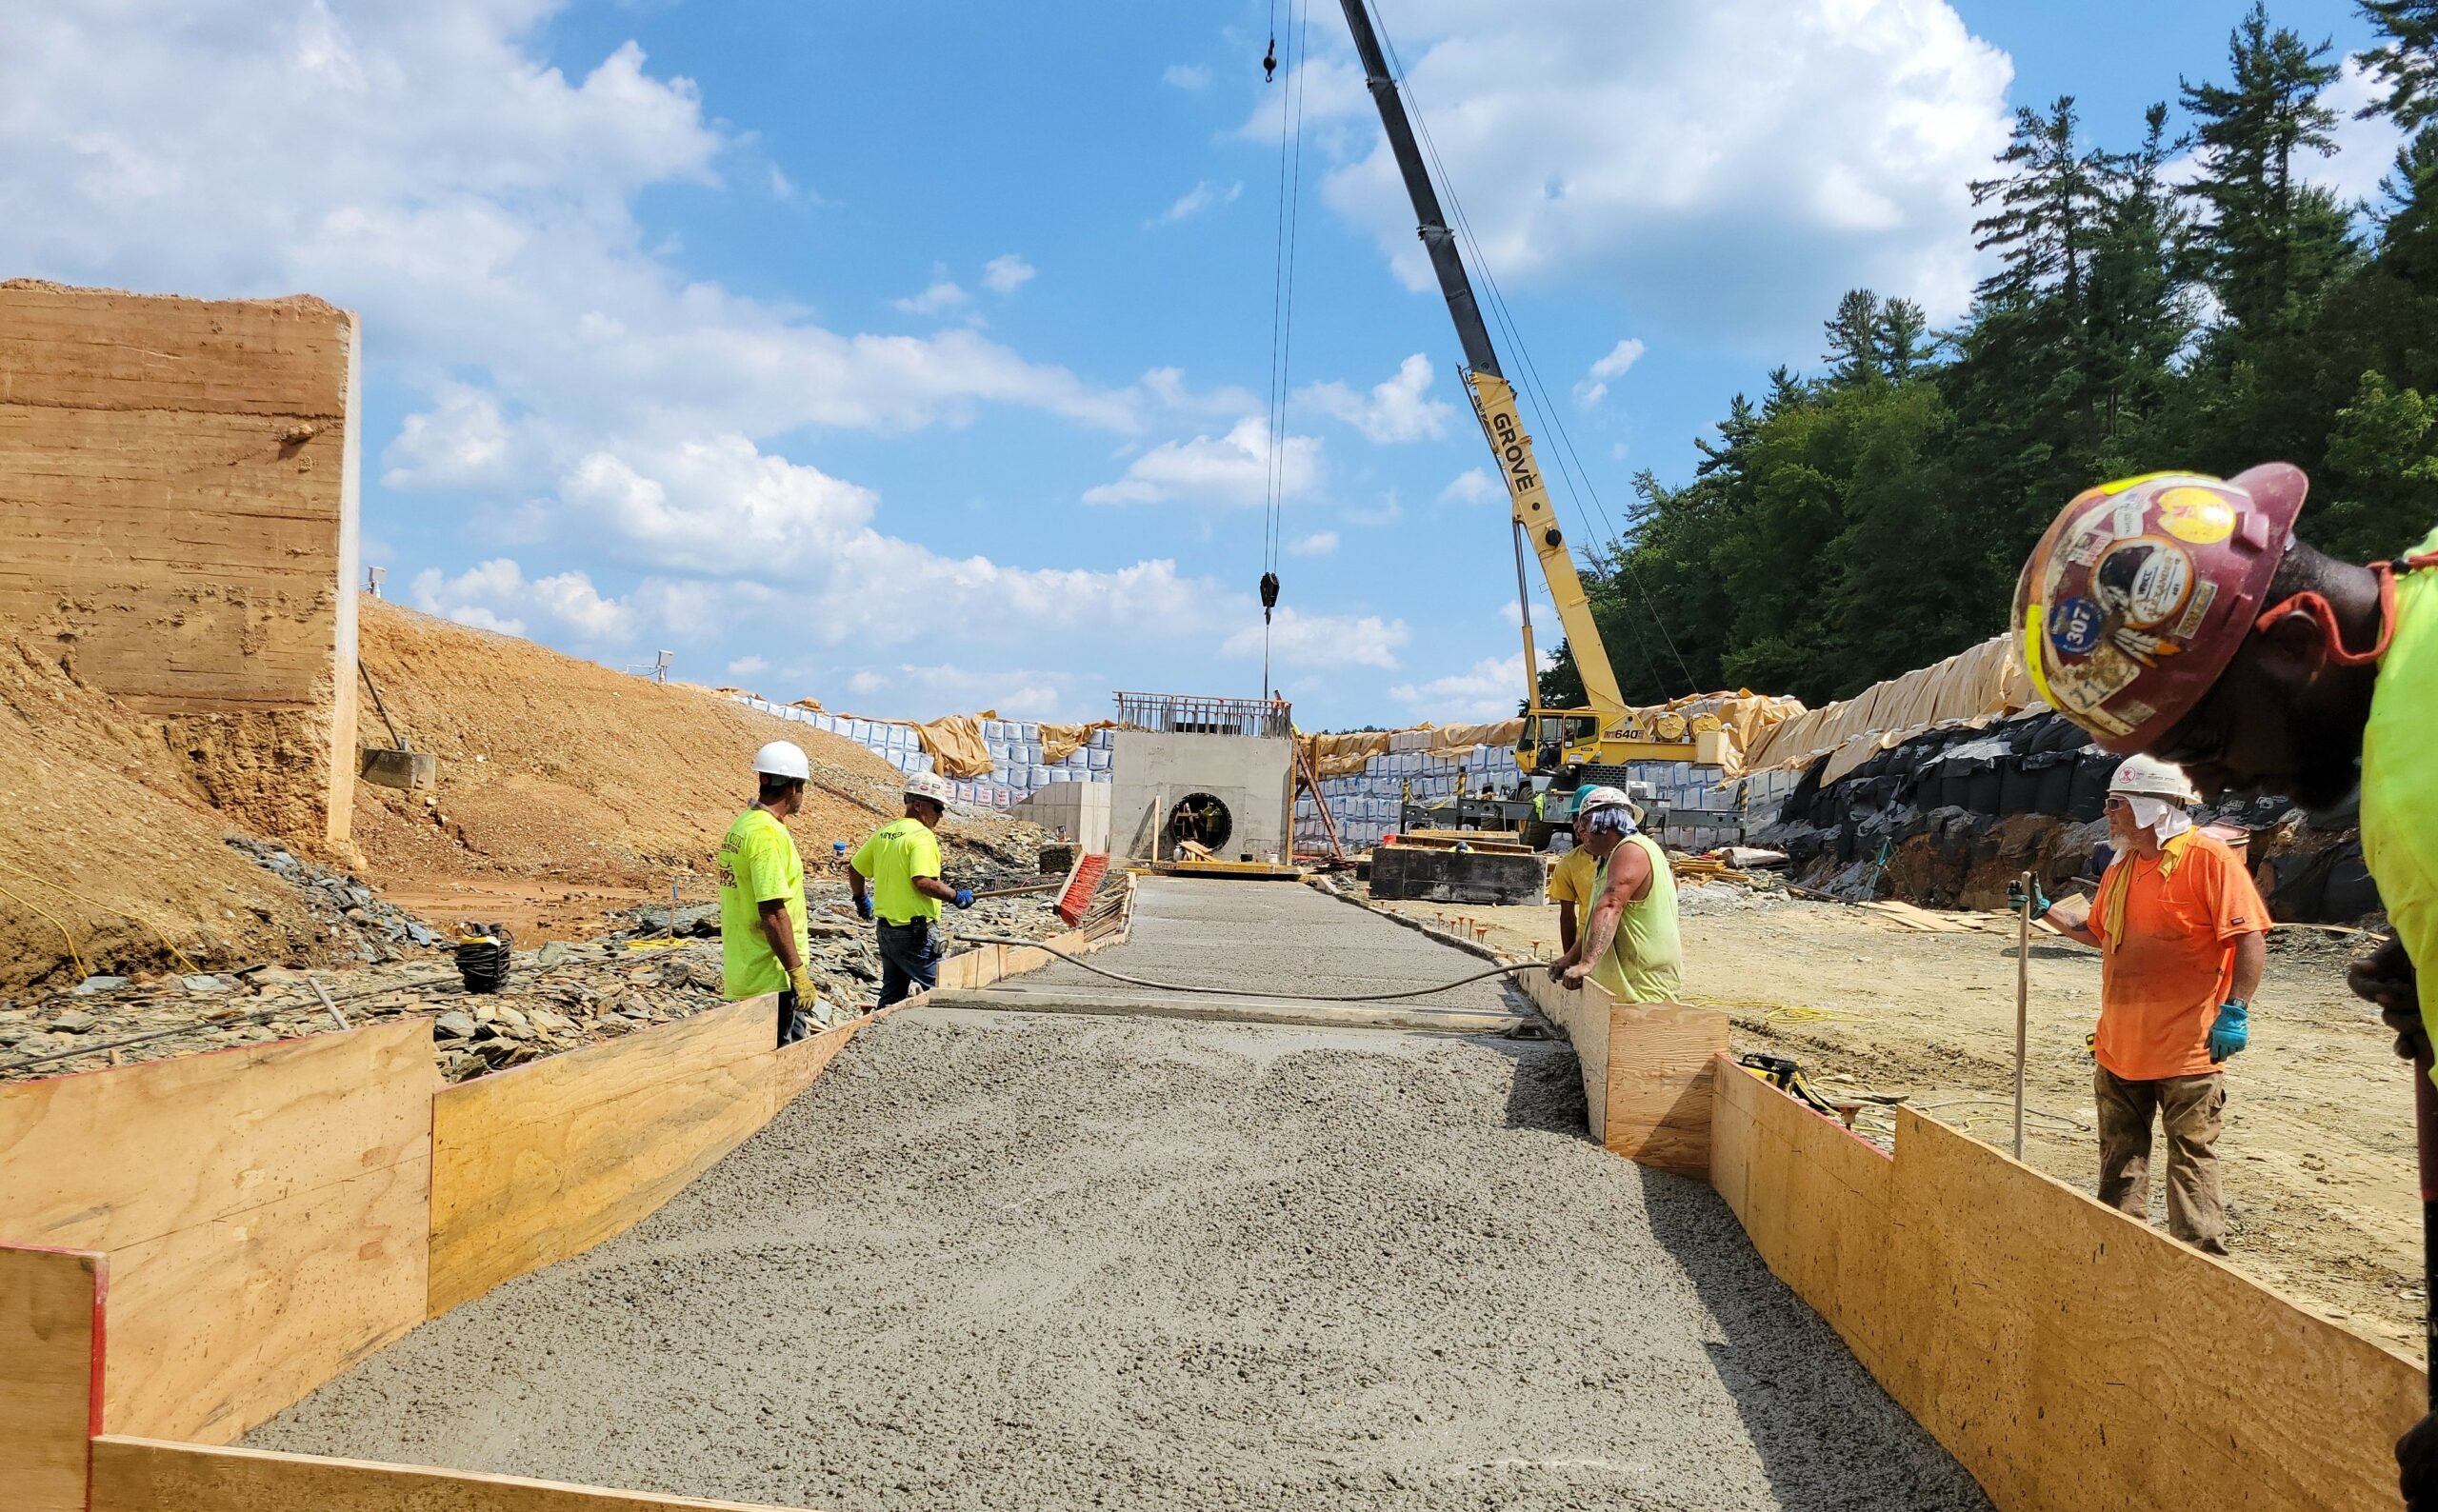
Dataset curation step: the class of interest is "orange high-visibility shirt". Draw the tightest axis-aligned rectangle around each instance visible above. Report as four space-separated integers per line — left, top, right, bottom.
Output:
2088 830 2268 1082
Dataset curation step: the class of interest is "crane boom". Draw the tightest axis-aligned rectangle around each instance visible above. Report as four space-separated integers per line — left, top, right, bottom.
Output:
1334 0 1629 732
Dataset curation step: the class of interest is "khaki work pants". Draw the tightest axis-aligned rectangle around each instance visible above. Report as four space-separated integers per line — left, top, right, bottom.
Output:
2093 1064 2228 1254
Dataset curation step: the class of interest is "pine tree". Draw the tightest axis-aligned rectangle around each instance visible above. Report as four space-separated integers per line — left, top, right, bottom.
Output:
1971 98 2108 318
2086 103 2195 455
1875 299 1936 382
1823 289 1887 387
2180 3 2346 342
2358 0 2438 128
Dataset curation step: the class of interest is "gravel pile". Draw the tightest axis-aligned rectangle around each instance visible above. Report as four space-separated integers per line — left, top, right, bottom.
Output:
251 1008 1990 1511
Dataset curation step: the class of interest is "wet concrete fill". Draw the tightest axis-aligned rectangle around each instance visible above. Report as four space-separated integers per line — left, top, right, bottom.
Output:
1001 877 1530 1010
250 885 1991 1511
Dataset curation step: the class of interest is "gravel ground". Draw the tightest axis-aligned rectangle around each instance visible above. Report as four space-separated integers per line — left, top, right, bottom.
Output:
250 982 1989 1510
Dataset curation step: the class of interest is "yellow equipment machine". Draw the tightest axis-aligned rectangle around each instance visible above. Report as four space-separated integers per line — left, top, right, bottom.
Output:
1334 0 1703 806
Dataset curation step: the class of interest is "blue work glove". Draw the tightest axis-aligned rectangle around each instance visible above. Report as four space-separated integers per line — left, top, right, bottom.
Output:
2006 879 2053 916
952 888 975 910
854 893 874 921
2208 999 2248 1063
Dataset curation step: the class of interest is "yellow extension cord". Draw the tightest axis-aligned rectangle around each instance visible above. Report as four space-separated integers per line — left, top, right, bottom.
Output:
0 878 87 980
0 860 201 977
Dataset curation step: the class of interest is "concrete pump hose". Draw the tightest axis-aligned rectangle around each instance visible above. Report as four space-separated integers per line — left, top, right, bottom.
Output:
954 933 1549 1004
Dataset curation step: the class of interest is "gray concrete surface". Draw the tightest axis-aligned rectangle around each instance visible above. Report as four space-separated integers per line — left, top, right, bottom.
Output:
250 920 1990 1509
1001 877 1529 1013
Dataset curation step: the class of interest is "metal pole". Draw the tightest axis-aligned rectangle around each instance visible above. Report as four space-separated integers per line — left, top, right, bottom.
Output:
2014 868 2032 1161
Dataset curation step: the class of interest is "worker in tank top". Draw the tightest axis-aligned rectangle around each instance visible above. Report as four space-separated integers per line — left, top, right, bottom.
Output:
1546 786 1682 1004
1544 810 1601 956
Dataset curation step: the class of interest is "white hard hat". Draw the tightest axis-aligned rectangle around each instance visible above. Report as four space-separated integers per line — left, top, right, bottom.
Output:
2108 754 2194 803
904 770 952 806
752 741 810 781
1575 785 1647 823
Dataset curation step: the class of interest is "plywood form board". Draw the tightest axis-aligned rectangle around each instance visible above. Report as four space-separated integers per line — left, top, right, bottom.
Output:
0 1020 435 1442
1600 1001 1727 1177
1 1245 104 1512
1871 1106 2425 1512
90 1437 811 1512
1707 1059 1893 1370
771 1013 865 1107
428 997 778 1315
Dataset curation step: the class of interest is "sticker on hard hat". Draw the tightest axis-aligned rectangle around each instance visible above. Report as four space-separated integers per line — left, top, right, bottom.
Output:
2046 596 2103 657
2154 487 2236 545
2170 580 2219 640
2093 537 2193 630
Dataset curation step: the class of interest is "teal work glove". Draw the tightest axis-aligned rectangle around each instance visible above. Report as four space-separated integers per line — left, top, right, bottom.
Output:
2006 879 2053 916
952 888 975 910
2208 999 2248 1063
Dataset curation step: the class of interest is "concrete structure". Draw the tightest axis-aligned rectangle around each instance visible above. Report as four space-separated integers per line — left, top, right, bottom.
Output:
1109 729 1293 862
1014 781 1110 853
0 281 362 845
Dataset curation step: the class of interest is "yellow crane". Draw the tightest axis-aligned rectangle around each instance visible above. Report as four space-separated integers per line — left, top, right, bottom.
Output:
1333 0 1699 805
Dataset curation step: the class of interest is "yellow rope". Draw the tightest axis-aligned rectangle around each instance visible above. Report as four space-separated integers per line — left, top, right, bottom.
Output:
0 879 87 980
0 861 202 976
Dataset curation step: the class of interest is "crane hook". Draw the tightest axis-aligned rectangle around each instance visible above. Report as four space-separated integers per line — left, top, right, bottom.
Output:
1263 36 1278 82
1260 570 1280 622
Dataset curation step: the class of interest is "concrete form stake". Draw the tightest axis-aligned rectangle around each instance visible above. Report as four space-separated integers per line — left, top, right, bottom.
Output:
2014 868 2032 1161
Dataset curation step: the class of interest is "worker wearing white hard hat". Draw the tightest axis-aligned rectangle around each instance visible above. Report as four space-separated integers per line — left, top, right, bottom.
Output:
1545 786 1642 955
848 767 973 1008
718 741 824 1045
2026 753 2268 1255
1546 786 1681 1005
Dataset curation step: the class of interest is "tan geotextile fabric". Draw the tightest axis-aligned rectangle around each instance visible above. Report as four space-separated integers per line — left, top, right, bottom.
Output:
910 713 994 780
1741 633 2041 783
1038 721 1116 766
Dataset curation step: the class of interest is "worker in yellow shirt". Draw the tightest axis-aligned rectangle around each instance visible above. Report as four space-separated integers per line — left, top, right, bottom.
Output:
1548 786 1682 1004
1543 792 1612 955
2012 464 2436 1501
717 741 822 1046
848 770 973 1008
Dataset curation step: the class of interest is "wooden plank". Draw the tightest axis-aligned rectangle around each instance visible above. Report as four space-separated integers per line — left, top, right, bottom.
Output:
105 1156 429 1445
90 1437 809 1512
0 1245 103 1512
1709 1057 1893 1372
1877 1107 2423 1512
428 999 777 1316
1601 1001 1729 1178
0 1018 436 1253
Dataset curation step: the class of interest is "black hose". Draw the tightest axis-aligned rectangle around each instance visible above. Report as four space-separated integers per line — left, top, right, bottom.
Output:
954 932 1550 1004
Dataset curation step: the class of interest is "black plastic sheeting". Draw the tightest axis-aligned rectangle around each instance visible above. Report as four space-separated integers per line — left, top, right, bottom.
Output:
1752 711 2380 923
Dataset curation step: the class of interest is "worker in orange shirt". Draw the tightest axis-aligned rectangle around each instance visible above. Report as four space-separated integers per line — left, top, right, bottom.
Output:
2021 755 2267 1254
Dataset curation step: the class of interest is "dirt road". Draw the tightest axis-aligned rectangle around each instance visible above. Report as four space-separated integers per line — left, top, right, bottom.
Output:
1382 885 2423 1353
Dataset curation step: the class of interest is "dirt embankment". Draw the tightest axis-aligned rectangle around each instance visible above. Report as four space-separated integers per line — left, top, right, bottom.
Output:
0 598 1048 990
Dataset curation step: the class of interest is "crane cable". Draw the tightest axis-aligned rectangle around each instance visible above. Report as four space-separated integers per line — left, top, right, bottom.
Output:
1258 0 1312 703
1371 2 1701 697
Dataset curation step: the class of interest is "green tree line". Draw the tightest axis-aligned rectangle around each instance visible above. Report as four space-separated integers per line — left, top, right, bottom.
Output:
1544 0 2438 710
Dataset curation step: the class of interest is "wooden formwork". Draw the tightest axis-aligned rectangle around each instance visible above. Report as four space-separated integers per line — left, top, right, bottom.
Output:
0 879 1133 1512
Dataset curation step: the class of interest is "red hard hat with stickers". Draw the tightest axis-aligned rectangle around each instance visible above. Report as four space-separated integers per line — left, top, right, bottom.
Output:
2013 464 2308 753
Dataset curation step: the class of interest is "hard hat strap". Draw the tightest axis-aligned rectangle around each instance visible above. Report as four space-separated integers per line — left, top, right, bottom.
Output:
2253 559 2403 669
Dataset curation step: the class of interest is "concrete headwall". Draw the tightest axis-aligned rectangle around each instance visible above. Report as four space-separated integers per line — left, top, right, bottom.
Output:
1109 731 1293 861
0 281 361 845
1016 782 1111 852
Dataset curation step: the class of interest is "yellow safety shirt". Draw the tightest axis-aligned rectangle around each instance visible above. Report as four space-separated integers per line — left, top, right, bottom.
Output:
852 817 944 925
2365 526 2438 1064
716 807 807 1000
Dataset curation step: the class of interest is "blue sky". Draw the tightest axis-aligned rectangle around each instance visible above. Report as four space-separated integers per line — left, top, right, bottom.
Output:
0 0 2399 727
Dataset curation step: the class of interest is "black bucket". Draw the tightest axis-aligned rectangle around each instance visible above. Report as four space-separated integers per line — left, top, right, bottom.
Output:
455 923 514 993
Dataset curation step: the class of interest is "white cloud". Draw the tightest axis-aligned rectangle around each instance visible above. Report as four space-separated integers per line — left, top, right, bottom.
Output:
726 655 769 678
1438 467 1500 506
2302 60 2404 209
382 382 527 490
1574 335 1646 406
1222 607 1409 669
1136 366 1262 418
1083 416 1321 507
1153 178 1245 226
410 558 636 643
837 664 1094 721
1271 1 2014 341
1389 653 1535 722
556 435 878 576
1288 530 1339 557
982 253 1035 294
893 279 969 316
1163 63 1211 91
1295 353 1453 443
